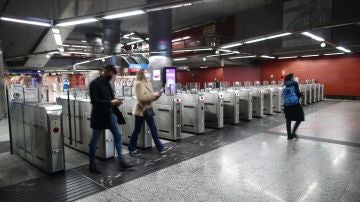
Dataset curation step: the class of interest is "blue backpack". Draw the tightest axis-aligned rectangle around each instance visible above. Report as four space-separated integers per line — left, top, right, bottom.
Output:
282 86 299 106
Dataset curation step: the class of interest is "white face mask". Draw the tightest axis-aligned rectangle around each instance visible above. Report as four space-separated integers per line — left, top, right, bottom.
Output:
294 77 299 82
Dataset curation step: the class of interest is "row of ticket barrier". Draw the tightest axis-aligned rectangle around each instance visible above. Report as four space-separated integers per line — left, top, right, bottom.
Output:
9 83 324 173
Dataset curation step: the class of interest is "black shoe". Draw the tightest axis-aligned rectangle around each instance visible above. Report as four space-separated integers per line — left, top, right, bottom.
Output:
89 164 101 174
129 150 140 156
160 146 173 154
119 160 135 169
292 133 299 138
287 137 294 140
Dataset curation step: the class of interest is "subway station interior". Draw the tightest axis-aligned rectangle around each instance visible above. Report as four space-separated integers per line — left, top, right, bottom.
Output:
0 0 360 201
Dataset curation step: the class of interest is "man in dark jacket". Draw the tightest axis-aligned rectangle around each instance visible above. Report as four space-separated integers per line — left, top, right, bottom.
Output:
88 65 134 173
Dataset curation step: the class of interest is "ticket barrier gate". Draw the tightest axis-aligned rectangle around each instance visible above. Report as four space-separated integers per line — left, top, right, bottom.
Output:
181 93 205 134
223 90 240 124
315 84 321 102
57 97 115 159
320 84 324 100
120 97 153 149
306 85 312 105
299 85 308 106
202 91 224 128
238 90 253 121
10 102 64 173
272 87 284 113
249 89 264 118
260 88 274 115
154 95 182 141
309 84 316 103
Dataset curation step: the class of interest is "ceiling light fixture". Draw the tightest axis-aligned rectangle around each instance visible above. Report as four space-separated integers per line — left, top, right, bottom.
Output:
245 32 292 44
206 53 235 58
320 42 326 48
124 33 135 38
146 3 192 12
323 52 344 56
174 57 187 61
0 16 51 27
229 55 256 59
261 55 275 59
278 56 297 59
81 40 87 43
336 46 351 53
56 18 98 27
103 10 145 19
200 66 208 69
301 54 319 58
172 36 191 42
301 32 325 42
127 39 144 45
220 42 243 49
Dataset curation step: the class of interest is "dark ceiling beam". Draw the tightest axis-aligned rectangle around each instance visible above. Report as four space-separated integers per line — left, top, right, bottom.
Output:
0 0 11 13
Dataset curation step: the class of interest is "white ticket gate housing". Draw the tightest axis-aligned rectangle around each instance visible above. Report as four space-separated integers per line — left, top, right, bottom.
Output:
320 84 325 100
121 97 153 149
249 89 264 118
238 89 253 121
223 90 240 124
272 86 283 113
155 95 182 141
181 93 205 134
309 84 316 103
299 85 307 106
202 91 224 128
315 84 321 102
261 88 274 115
11 102 65 173
306 85 312 104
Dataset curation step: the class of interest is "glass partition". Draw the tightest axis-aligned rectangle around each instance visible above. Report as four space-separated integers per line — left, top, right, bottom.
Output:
186 82 200 94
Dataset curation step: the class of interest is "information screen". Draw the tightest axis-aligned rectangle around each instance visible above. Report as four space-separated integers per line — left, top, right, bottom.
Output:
163 67 176 94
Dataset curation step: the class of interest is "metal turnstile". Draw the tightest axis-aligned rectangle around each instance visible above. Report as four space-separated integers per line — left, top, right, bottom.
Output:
238 90 253 121
320 84 324 100
57 97 115 159
121 97 152 149
154 95 182 141
181 93 205 134
310 84 316 103
202 91 224 128
11 102 65 173
223 90 240 124
261 88 274 115
299 85 308 106
250 89 264 118
272 87 283 113
315 84 321 102
306 85 312 104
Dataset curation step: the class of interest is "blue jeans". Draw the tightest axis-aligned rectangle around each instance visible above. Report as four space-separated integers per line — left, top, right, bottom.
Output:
128 115 164 152
89 114 122 164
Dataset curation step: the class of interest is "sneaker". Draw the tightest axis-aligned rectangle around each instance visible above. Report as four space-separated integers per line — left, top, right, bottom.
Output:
89 164 101 174
129 150 140 156
160 146 173 154
119 160 135 170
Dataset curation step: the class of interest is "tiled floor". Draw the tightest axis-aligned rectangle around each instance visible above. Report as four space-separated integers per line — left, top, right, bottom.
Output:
79 133 360 202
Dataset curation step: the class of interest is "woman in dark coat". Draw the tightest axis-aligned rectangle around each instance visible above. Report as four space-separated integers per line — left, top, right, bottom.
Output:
284 73 305 139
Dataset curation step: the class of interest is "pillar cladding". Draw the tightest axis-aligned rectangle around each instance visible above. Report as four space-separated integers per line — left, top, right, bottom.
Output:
148 9 172 91
103 20 121 66
0 40 5 119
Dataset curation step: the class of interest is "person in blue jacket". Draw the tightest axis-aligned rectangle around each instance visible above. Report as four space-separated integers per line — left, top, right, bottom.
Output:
283 73 305 139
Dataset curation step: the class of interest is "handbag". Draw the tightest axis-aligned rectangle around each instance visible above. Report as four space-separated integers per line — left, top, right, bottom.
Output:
112 106 126 125
143 107 155 117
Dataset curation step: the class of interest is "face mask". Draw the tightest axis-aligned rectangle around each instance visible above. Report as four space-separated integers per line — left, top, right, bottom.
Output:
294 77 299 82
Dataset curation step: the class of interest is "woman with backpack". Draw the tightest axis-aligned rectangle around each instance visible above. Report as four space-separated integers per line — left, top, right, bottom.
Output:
282 73 304 140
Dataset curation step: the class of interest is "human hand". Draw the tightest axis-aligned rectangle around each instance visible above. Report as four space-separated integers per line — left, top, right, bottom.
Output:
111 99 122 106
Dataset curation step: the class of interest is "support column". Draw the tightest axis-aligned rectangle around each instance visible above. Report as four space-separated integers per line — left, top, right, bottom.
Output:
148 9 172 91
103 20 121 67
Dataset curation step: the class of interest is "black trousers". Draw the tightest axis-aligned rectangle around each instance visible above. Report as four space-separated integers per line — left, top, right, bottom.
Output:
286 120 301 138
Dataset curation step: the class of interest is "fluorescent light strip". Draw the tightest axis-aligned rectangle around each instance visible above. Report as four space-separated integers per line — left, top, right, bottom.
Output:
229 55 256 59
301 54 319 58
103 10 145 19
127 39 144 45
200 66 208 69
301 32 325 42
261 55 275 59
173 58 187 61
53 34 63 46
336 46 351 53
245 32 292 44
67 52 91 55
218 49 232 53
220 42 243 49
146 3 192 12
278 56 297 59
0 16 51 27
57 18 98 27
323 52 344 56
52 28 60 34
124 33 135 38
172 36 191 42
206 53 235 58
172 48 212 53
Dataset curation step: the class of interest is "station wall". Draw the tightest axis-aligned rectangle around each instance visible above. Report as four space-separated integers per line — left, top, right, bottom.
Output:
261 55 360 97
